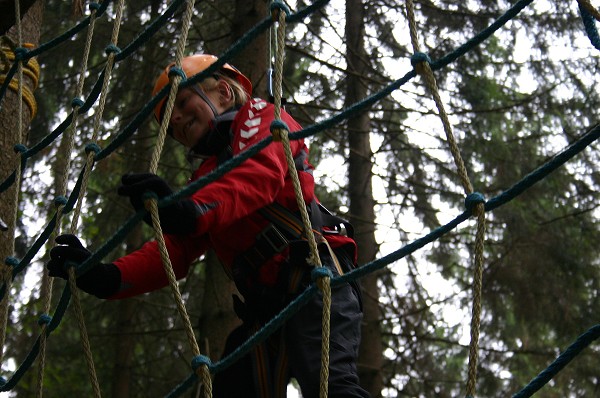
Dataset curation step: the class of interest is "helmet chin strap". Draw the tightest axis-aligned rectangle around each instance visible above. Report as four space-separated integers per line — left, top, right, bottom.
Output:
184 83 240 160
187 107 239 160
190 84 219 118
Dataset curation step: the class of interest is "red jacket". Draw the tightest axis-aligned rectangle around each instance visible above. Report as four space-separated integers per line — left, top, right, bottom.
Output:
111 99 356 299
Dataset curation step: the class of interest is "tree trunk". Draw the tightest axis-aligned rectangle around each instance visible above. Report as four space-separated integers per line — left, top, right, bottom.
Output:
0 0 44 363
0 0 39 35
197 250 241 362
111 298 137 398
232 0 268 97
345 0 383 396
110 224 144 398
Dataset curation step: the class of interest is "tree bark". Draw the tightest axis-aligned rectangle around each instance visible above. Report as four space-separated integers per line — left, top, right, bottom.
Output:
111 299 137 398
345 0 384 396
232 0 268 97
197 250 241 363
0 0 39 35
0 0 44 363
110 225 144 398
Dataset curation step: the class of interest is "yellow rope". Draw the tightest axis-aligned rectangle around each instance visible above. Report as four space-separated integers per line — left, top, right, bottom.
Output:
405 1 487 396
1 45 40 88
147 201 201 354
0 77 37 117
270 6 331 397
0 45 40 120
67 267 103 397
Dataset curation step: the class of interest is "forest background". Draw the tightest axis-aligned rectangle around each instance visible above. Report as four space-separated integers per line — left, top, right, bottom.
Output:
0 0 598 397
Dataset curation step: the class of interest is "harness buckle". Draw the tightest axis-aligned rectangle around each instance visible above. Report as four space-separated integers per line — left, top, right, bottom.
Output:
258 224 288 254
240 224 289 271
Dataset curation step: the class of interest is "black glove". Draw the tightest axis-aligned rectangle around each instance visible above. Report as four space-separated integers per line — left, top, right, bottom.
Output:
47 234 121 299
117 173 199 235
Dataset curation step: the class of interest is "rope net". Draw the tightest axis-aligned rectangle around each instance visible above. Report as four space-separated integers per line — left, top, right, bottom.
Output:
0 0 598 397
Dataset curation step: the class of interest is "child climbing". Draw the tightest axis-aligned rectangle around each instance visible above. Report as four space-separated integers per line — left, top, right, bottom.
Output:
47 54 370 397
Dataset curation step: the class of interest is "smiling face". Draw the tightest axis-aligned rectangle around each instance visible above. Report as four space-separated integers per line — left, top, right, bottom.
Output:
169 79 233 148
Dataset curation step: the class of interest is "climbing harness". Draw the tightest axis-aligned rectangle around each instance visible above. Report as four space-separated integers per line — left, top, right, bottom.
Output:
233 201 351 285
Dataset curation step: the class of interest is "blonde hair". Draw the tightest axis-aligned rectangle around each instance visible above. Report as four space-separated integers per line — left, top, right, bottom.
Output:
198 73 249 107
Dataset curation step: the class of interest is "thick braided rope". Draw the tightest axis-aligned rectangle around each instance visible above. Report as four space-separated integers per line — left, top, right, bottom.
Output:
36 6 99 397
149 0 193 174
578 0 600 21
272 3 324 302
65 267 101 397
270 4 331 397
146 200 202 359
36 240 55 397
144 0 213 394
405 1 487 396
63 0 127 396
466 207 486 397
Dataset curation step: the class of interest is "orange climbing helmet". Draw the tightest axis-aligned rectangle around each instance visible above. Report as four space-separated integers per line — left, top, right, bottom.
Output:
152 54 253 123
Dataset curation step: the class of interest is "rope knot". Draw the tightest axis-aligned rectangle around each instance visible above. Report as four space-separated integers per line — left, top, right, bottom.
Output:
54 195 68 206
71 98 85 108
410 52 432 67
85 142 101 156
13 144 28 154
89 2 101 11
311 266 333 283
5 257 19 267
105 44 121 55
465 192 486 214
168 66 187 80
270 1 291 20
38 314 52 326
142 191 158 203
191 355 212 371
13 47 29 61
270 120 289 142
4 256 19 268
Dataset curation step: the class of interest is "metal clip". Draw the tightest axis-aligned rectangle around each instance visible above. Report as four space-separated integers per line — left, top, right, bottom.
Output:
259 224 288 253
